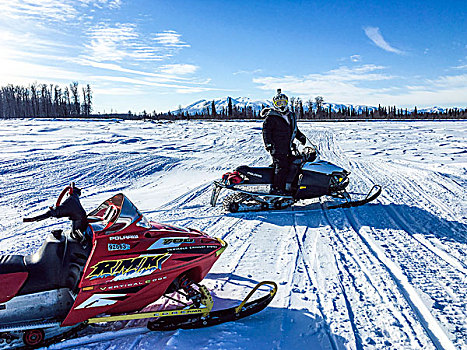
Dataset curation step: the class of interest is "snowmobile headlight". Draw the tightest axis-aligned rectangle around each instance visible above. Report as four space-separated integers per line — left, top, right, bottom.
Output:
339 177 343 182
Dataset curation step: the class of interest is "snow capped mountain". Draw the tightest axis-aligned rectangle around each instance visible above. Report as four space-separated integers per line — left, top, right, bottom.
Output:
179 96 375 115
177 97 461 116
417 106 449 114
180 97 272 115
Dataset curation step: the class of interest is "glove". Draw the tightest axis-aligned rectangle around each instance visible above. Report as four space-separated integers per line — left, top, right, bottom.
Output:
265 144 274 153
298 134 306 145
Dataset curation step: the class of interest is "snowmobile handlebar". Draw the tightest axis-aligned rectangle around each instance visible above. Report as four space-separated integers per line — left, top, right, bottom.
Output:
23 211 52 223
22 183 81 224
23 217 37 222
293 138 319 160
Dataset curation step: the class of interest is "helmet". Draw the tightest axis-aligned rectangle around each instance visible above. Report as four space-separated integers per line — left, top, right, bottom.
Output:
272 89 289 113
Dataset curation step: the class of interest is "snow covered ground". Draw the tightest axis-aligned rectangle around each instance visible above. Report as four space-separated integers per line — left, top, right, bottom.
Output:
0 118 466 350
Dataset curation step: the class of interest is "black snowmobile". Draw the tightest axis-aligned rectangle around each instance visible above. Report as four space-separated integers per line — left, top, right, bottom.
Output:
211 145 381 212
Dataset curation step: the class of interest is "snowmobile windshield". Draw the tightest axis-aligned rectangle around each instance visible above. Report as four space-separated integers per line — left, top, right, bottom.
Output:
87 194 151 235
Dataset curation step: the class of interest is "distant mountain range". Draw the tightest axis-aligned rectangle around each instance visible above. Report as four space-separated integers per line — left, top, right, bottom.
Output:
178 97 459 115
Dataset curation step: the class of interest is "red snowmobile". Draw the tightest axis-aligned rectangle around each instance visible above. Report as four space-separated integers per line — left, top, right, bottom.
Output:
0 184 277 348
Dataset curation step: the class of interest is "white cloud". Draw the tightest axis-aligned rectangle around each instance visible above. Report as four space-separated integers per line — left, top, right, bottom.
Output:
0 1 215 103
85 22 169 62
74 59 189 82
364 27 404 54
327 65 392 81
79 0 122 10
153 30 190 48
175 86 218 94
0 0 120 23
253 65 467 107
159 64 198 75
254 65 394 103
0 58 87 86
0 0 78 22
84 24 193 64
0 30 76 56
425 74 467 89
92 85 145 96
350 55 361 62
233 69 263 75
452 56 467 70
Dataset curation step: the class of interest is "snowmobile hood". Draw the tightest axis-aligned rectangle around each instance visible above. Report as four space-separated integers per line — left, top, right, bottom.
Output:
301 160 348 175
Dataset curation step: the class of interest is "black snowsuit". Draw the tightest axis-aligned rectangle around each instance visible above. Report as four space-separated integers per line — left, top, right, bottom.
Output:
261 108 306 192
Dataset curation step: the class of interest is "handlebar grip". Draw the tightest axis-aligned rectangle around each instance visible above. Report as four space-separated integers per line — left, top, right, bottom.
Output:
23 217 37 222
23 212 51 223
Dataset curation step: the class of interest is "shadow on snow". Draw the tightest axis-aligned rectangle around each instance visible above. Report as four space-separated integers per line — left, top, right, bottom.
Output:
228 202 466 244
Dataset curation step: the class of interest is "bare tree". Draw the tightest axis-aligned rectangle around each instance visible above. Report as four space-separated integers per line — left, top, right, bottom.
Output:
70 82 80 116
86 84 92 116
297 98 304 119
290 96 296 113
315 96 324 113
306 99 313 118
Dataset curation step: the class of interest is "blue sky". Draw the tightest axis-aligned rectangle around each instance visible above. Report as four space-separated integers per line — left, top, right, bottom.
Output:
0 0 466 113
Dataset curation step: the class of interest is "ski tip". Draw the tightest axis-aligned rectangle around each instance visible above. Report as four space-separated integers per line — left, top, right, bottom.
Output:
327 184 382 209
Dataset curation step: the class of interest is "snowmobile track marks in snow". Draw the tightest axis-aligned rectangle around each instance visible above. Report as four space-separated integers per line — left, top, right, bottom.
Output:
290 214 341 350
319 203 436 349
340 208 457 350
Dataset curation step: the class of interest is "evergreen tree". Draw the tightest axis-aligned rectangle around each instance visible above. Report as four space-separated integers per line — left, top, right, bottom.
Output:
211 100 217 117
228 97 233 117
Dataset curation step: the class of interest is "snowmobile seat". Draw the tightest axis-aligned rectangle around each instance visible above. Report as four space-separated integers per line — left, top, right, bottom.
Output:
0 255 26 274
0 256 28 303
16 232 91 295
235 165 274 184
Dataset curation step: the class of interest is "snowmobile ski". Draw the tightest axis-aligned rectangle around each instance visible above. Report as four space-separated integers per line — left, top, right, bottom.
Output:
86 285 214 324
326 185 382 209
147 281 277 331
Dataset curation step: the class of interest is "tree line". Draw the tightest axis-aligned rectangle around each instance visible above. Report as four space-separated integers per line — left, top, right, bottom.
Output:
0 85 464 120
144 96 466 121
0 82 92 119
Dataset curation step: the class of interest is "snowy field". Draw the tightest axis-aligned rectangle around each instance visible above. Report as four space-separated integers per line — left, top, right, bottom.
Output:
0 118 466 350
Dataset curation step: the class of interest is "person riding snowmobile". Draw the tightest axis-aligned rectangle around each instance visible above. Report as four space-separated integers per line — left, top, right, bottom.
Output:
261 89 306 195
23 183 91 241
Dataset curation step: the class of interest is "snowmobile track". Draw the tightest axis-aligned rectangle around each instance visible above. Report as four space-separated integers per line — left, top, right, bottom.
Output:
341 207 457 350
290 214 340 350
319 201 439 349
